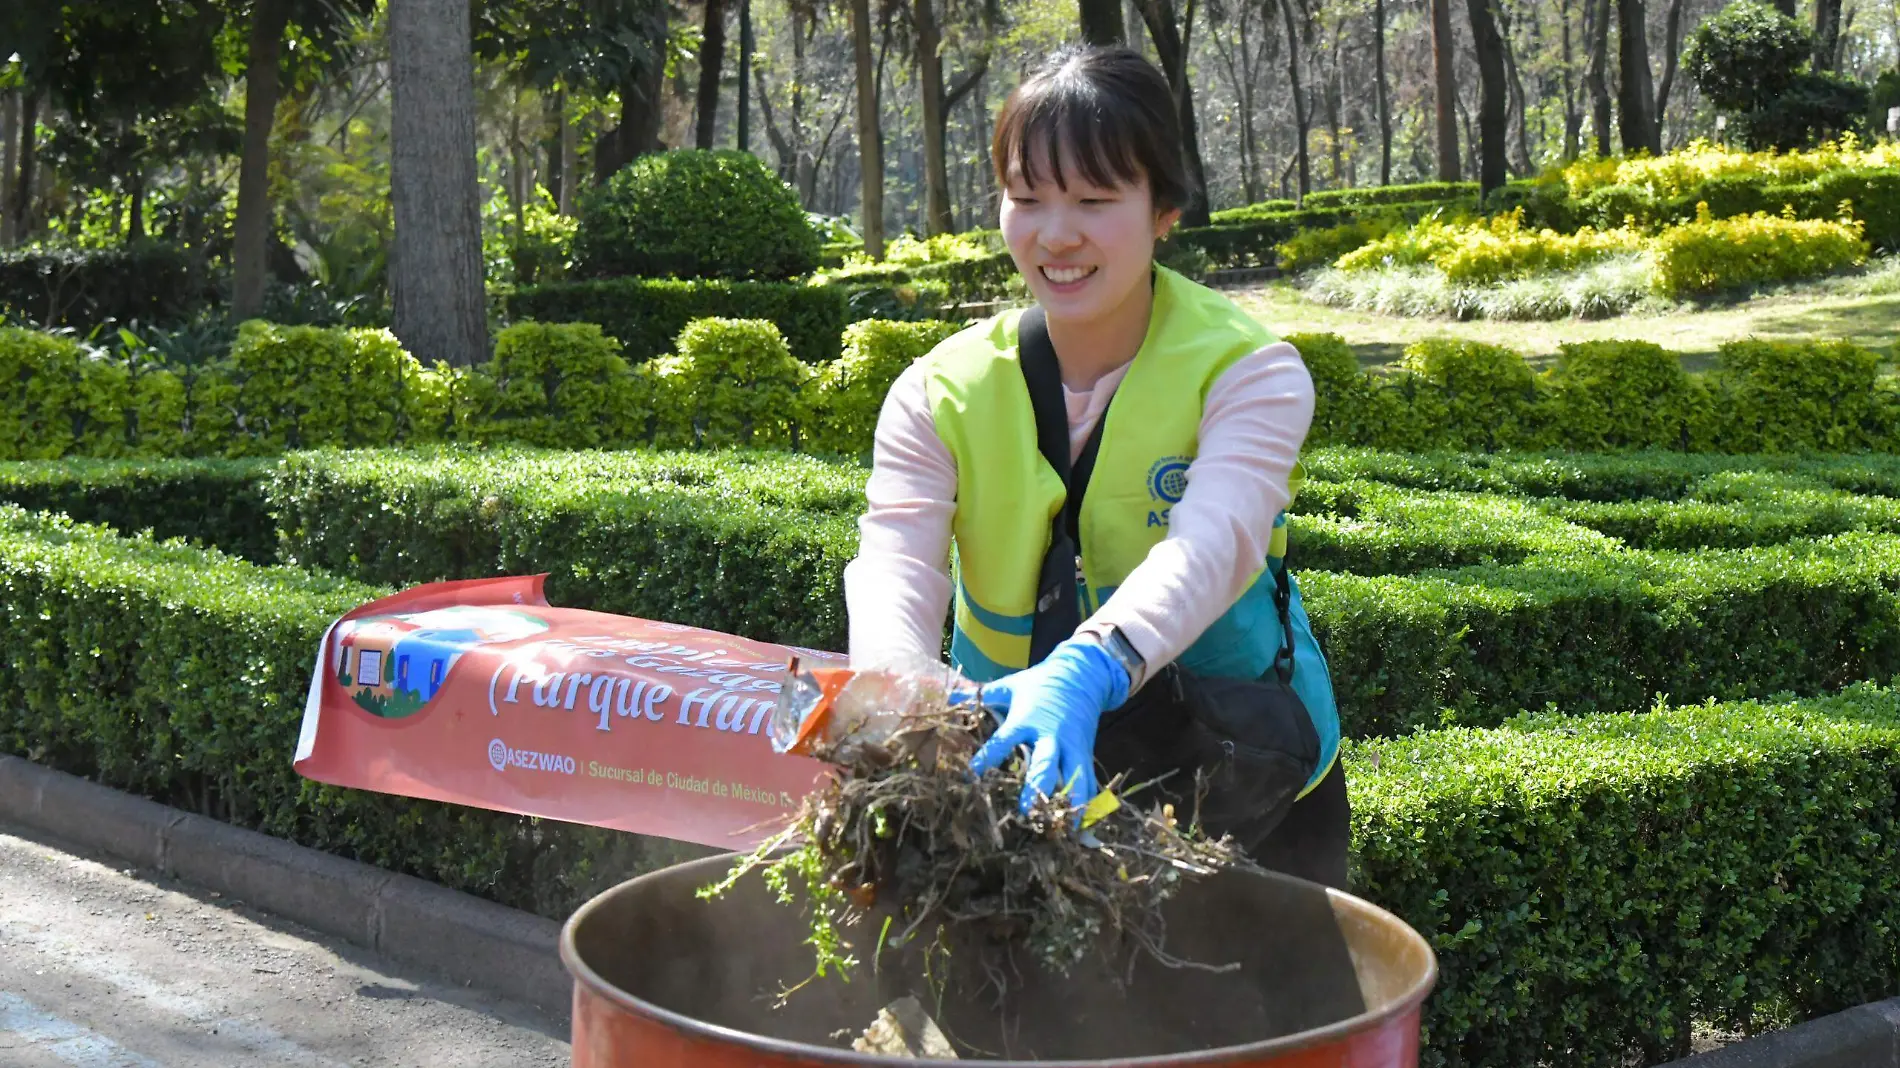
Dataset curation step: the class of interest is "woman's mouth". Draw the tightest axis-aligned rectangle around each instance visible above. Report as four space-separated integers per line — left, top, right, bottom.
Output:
1040 264 1098 287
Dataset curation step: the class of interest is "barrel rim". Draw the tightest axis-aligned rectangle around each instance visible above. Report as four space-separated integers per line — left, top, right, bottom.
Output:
560 851 1438 1066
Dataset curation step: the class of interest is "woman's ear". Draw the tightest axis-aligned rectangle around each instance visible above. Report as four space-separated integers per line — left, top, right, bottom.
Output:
1153 206 1183 241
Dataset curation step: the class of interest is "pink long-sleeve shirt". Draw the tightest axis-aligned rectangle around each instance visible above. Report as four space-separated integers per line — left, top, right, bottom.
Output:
842 336 1315 678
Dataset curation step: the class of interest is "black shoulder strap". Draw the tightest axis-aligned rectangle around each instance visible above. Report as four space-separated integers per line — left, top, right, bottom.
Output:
1018 306 1108 546
1018 306 1105 665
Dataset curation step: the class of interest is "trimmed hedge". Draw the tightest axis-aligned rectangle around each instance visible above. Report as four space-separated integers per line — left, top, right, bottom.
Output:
1545 486 1900 550
6 320 1896 461
0 506 705 919
818 252 1021 308
648 318 815 449
1307 531 1900 736
263 448 1900 740
0 457 278 562
505 277 849 364
456 321 646 449
1293 333 1900 455
211 320 448 455
1570 166 1900 250
1353 685 1900 1067
6 501 1896 1066
1303 181 1480 211
1287 483 1618 573
1303 446 1900 502
266 449 860 654
0 242 211 329
810 319 962 455
1180 198 1480 269
1207 197 1298 221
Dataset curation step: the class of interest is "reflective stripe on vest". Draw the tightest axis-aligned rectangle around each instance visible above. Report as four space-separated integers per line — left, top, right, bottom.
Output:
922 266 1341 795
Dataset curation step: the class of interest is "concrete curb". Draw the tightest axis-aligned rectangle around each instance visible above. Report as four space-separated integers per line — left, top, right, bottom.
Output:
1662 998 1900 1068
0 754 571 1024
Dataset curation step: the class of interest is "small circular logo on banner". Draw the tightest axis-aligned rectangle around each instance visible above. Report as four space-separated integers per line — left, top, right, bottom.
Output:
1147 458 1192 504
488 738 509 771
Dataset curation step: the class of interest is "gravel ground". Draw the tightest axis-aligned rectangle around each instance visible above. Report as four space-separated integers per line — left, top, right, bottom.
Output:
0 822 569 1068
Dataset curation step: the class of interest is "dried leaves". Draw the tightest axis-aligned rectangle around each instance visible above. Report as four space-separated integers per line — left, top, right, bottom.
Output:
703 697 1256 1005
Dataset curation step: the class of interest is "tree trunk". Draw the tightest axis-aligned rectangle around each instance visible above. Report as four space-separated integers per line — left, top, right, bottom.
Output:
1324 25 1345 185
737 0 754 151
509 105 528 242
1466 0 1508 194
233 0 291 323
1272 0 1312 200
1769 0 1794 18
915 0 954 235
1497 0 1533 173
1239 24 1261 203
695 0 728 149
1558 0 1581 159
596 58 667 181
1812 0 1842 71
0 89 16 248
127 171 146 242
10 90 37 243
1653 0 1685 138
557 91 578 214
1375 0 1392 185
1138 0 1211 225
1080 0 1127 46
1430 0 1460 180
1615 0 1658 154
1586 0 1612 156
389 0 490 367
849 0 885 258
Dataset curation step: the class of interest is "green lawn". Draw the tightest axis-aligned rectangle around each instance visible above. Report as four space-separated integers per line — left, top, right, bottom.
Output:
1233 271 1900 372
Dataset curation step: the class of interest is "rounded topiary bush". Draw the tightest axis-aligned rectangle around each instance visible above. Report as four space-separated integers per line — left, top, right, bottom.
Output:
574 149 822 282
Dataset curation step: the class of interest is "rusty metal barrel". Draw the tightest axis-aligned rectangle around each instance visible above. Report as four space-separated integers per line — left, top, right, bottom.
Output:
562 852 1436 1066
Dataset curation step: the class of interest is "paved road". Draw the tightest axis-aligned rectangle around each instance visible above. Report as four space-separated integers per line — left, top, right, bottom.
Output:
0 823 569 1068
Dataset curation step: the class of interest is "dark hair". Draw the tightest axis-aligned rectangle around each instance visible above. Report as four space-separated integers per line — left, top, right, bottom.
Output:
990 45 1193 213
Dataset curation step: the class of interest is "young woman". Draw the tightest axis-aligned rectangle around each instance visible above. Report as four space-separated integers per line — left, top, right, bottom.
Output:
842 45 1348 890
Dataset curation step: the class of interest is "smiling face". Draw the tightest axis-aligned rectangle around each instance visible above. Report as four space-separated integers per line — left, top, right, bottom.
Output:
999 141 1182 328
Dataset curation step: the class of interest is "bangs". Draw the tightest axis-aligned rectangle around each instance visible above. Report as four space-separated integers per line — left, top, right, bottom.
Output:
989 46 1191 211
993 82 1149 195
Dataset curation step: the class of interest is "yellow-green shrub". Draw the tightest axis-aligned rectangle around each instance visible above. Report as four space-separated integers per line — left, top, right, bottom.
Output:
1337 210 1642 283
1712 339 1887 452
0 327 136 459
648 318 814 449
810 319 960 455
1558 136 1900 200
216 321 439 456
1286 332 1377 447
1651 204 1868 297
1333 211 1469 271
1275 217 1402 274
1546 340 1714 451
1396 339 1546 451
845 231 1000 268
457 321 645 449
1434 211 1644 284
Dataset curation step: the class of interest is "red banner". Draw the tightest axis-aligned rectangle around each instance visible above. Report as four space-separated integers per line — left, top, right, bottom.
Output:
293 576 843 850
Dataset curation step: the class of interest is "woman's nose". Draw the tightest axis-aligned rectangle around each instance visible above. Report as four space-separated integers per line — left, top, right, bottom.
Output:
1039 210 1084 253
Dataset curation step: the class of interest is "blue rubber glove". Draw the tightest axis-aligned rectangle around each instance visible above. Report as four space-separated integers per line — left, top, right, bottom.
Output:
969 637 1132 814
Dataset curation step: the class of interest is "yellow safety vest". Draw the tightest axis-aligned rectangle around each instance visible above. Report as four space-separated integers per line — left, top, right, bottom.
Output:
919 266 1340 794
